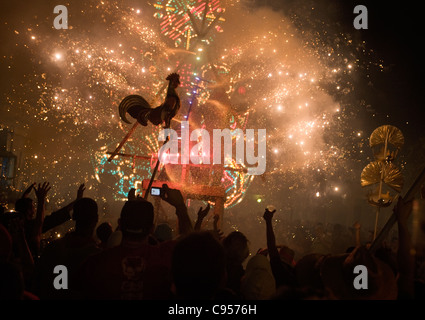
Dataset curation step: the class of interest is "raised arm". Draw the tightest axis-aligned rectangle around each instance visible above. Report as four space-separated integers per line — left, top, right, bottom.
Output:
194 203 211 231
34 182 51 236
21 183 36 199
263 207 296 287
263 207 279 260
212 213 224 240
59 183 85 212
42 183 85 233
160 184 193 236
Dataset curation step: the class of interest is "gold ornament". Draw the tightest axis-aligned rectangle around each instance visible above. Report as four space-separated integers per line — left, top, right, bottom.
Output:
361 161 404 193
369 125 404 162
361 125 405 240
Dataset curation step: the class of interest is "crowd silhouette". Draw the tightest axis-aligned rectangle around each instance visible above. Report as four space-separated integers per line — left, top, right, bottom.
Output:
1 180 425 301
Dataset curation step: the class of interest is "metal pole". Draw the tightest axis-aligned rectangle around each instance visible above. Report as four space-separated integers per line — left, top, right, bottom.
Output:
373 206 380 241
369 165 425 253
143 136 169 200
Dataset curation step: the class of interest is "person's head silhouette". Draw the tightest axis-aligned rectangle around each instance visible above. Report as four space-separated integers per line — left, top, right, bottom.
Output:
119 200 154 241
172 231 226 300
72 197 98 236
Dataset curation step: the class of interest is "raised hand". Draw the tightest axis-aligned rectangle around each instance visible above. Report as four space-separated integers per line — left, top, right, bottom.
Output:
22 183 36 198
159 184 192 235
197 203 211 220
33 182 51 240
77 183 86 199
194 203 211 231
263 207 276 222
212 214 224 240
213 213 219 229
160 184 185 208
35 182 51 201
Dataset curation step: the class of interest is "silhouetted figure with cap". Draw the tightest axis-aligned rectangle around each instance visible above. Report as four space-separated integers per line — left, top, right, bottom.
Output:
76 185 193 299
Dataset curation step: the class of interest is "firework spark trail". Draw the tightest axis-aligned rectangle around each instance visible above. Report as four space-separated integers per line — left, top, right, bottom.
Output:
1 0 379 213
213 6 357 175
2 1 176 206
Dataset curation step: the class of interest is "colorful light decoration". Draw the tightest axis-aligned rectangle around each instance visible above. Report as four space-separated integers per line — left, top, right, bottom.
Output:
221 159 254 208
149 0 253 208
92 142 154 201
153 0 225 50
